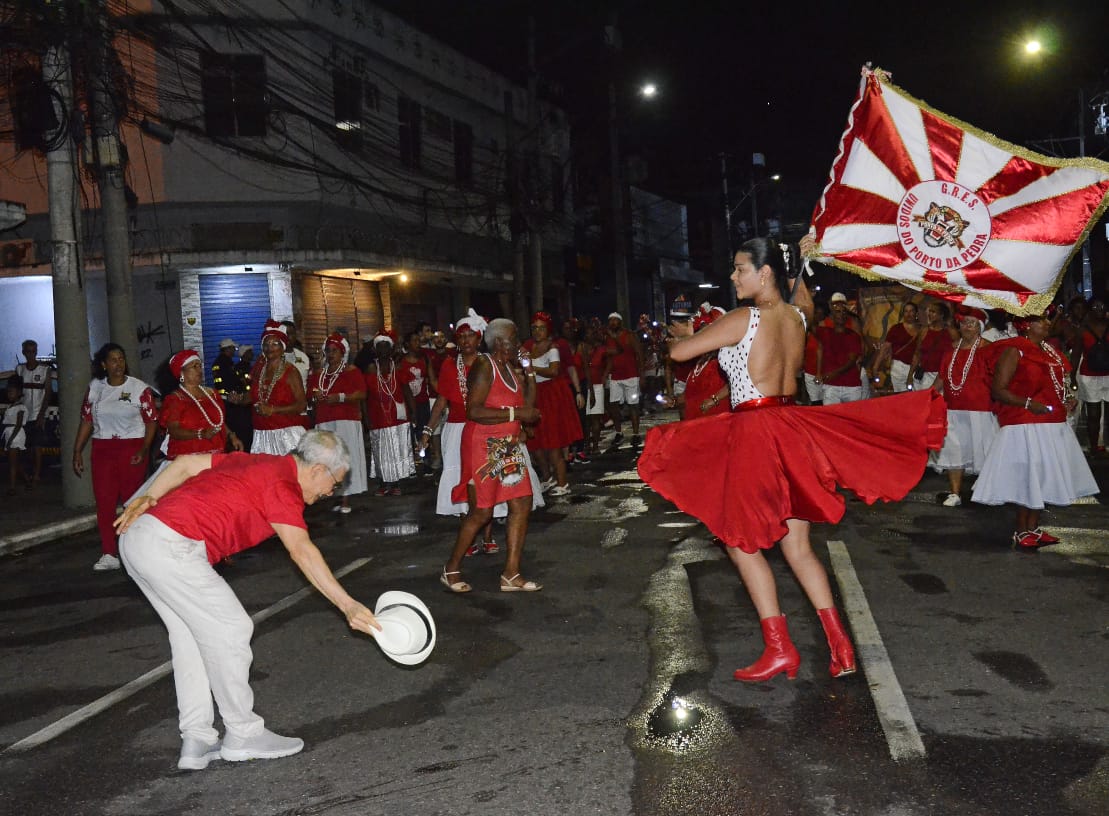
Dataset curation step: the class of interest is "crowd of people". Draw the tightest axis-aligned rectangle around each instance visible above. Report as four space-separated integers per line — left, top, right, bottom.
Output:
5 238 1109 771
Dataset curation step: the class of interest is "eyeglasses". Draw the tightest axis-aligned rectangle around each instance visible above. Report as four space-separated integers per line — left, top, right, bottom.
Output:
322 467 344 494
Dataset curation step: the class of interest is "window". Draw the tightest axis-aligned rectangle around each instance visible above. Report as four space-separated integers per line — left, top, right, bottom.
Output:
398 96 421 169
453 120 473 186
425 108 452 142
333 68 362 150
201 53 267 138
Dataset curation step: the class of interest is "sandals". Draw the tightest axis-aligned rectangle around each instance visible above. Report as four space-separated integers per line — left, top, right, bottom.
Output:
500 573 542 593
440 568 472 593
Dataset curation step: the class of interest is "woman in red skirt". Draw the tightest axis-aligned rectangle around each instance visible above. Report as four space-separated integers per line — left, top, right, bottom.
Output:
639 237 944 683
523 312 582 497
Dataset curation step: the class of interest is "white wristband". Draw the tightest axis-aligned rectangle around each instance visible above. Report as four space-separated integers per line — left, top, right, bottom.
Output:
339 393 345 403
508 406 515 422
1024 396 1031 410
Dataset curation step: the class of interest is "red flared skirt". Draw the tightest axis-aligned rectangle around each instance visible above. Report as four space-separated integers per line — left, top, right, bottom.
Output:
527 378 583 450
637 390 946 553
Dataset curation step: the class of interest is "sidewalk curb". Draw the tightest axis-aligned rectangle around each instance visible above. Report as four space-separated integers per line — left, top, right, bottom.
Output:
0 513 97 557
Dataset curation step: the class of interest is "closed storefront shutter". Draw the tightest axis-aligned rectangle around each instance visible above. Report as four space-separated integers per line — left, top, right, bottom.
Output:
298 274 385 360
199 273 271 385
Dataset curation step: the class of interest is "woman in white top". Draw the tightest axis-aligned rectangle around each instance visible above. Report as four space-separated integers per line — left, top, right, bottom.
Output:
72 343 158 571
524 312 583 496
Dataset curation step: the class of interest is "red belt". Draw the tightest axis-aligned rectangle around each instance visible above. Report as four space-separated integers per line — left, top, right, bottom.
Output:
732 395 796 413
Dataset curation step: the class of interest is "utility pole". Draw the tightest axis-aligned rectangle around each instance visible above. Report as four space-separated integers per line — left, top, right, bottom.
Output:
1078 89 1094 298
606 13 630 320
44 34 94 508
89 0 139 367
526 15 543 316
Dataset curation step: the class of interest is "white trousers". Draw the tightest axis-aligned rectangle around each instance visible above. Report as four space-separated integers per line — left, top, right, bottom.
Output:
120 515 264 743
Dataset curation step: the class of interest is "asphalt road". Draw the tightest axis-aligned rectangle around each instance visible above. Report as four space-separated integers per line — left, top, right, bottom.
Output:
0 429 1106 815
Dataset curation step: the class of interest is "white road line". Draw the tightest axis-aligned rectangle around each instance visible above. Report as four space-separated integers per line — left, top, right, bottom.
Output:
3 557 373 754
826 541 926 762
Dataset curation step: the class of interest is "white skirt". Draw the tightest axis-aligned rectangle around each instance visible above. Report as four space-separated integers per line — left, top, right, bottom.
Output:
368 423 415 483
971 422 1098 508
930 409 999 473
435 422 545 516
1077 373 1109 403
316 419 367 496
251 426 305 456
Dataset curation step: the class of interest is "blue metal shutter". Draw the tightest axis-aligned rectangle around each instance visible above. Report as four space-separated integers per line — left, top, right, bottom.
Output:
199 273 271 385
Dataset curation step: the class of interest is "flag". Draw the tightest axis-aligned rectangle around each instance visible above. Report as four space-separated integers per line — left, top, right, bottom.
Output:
810 67 1109 315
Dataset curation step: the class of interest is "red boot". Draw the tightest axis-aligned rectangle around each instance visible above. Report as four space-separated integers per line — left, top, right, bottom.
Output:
733 615 800 682
817 607 857 678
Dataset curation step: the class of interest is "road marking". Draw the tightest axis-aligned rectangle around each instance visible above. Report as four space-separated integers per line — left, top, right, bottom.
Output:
3 557 373 753
827 541 926 762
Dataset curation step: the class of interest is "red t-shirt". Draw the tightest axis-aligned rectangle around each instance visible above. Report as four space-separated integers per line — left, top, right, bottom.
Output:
148 453 305 563
1078 329 1109 377
161 388 228 459
605 330 639 379
938 342 992 411
885 323 919 364
436 355 470 423
555 338 575 381
816 327 863 387
587 345 607 383
803 334 819 375
398 355 431 405
682 358 729 421
918 328 952 372
309 367 363 423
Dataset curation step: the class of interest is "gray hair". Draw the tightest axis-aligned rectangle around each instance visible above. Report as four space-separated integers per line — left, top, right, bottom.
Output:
484 317 516 349
293 429 350 474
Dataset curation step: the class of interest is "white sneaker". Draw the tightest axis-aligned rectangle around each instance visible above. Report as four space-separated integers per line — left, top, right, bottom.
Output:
178 737 222 771
220 728 304 762
548 484 571 497
540 477 556 493
942 493 962 507
93 554 121 571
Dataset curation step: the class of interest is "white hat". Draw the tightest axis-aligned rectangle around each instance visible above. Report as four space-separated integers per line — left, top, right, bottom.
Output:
830 292 848 303
238 344 253 355
608 312 623 322
219 338 237 349
372 591 436 666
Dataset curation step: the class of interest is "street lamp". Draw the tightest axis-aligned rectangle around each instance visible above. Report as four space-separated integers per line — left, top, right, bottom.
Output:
639 82 657 99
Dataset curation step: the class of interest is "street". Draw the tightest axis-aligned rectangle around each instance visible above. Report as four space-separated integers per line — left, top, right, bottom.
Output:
0 426 1107 816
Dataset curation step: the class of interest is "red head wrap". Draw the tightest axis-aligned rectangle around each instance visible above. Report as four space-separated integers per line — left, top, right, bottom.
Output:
261 319 288 348
169 349 201 380
954 305 988 328
531 311 553 329
372 328 398 346
324 332 350 357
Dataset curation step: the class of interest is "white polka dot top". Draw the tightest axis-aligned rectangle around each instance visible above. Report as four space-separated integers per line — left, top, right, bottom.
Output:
717 306 806 408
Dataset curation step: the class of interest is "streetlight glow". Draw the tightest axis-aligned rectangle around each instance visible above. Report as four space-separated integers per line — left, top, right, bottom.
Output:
1024 39 1042 55
640 82 657 99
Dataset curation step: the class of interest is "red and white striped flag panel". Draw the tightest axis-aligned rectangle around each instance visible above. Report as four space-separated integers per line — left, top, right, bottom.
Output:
810 67 1109 315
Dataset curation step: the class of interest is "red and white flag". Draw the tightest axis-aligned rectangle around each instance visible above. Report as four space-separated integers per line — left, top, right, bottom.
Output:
810 67 1109 315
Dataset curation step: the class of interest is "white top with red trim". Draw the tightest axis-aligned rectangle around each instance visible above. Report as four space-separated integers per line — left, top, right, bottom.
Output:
80 376 158 439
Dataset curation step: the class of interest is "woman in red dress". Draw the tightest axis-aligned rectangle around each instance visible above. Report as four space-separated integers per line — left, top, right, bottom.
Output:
162 350 243 459
677 306 730 420
638 237 944 683
878 302 921 393
308 333 367 512
364 330 416 496
441 318 542 593
523 312 582 497
972 312 1097 548
250 320 308 455
910 301 959 391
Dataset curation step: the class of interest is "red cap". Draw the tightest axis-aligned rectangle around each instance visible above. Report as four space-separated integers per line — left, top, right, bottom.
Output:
169 349 201 380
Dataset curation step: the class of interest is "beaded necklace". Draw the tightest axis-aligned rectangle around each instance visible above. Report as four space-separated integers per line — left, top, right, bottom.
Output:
456 354 469 401
945 336 980 394
257 360 287 405
180 385 224 430
316 362 344 396
1039 341 1068 405
692 353 715 380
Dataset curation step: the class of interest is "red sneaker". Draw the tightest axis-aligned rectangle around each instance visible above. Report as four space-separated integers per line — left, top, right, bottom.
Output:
1012 531 1042 550
465 542 480 557
1032 528 1059 544
482 539 499 554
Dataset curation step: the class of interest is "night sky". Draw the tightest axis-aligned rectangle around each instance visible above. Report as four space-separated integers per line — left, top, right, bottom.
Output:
380 0 1109 215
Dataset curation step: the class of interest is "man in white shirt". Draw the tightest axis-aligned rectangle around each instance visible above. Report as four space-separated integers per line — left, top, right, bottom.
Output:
15 339 56 486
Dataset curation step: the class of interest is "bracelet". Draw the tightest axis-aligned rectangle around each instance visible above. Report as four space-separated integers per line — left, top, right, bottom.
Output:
420 427 432 437
508 406 515 422
1024 396 1032 410
339 393 345 403
196 428 201 439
